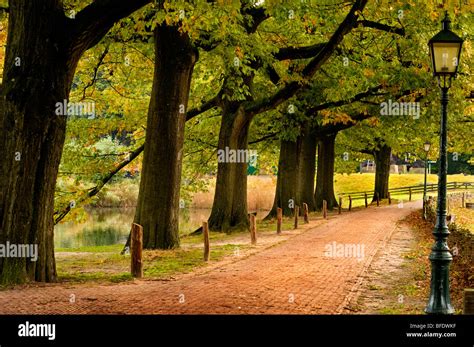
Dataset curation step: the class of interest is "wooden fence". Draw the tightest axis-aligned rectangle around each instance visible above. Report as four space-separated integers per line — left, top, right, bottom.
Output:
338 181 473 201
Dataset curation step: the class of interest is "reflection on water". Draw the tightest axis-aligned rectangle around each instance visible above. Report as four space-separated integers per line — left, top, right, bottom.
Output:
54 208 212 249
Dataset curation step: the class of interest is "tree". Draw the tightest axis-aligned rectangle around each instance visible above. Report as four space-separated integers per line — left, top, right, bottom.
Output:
133 24 198 249
0 0 153 284
314 132 339 210
209 0 370 230
296 121 318 211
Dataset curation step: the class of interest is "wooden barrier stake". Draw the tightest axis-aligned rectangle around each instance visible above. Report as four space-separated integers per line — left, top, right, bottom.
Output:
131 223 143 278
323 200 328 219
338 197 342 214
409 187 412 201
303 203 309 223
250 215 257 245
388 192 392 205
294 206 299 229
376 192 380 207
349 196 352 211
277 207 282 234
364 193 368 208
464 289 474 314
462 192 465 208
203 221 210 261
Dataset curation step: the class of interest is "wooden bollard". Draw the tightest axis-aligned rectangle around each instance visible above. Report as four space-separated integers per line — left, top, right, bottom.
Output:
409 188 412 201
250 214 257 245
303 203 309 223
349 196 352 211
131 223 143 278
364 193 368 208
294 205 299 229
376 192 380 207
462 193 465 208
338 197 342 214
277 207 282 234
323 200 328 219
203 221 210 261
388 192 392 205
464 289 474 314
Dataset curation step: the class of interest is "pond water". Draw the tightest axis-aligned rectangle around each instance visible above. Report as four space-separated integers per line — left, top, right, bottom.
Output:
54 208 270 249
54 208 212 249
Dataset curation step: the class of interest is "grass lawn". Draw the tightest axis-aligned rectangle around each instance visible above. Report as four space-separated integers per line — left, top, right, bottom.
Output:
334 173 473 208
55 242 246 284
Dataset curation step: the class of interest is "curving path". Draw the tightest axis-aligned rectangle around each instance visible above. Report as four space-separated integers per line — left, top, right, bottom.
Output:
0 201 422 314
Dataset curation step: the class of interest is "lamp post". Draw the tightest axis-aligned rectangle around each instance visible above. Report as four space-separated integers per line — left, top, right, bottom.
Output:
426 12 463 315
423 141 431 220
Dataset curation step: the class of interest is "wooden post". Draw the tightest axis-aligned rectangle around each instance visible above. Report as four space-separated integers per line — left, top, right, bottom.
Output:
364 193 368 208
277 207 282 234
338 197 342 214
462 192 465 208
349 196 352 211
376 192 380 207
294 205 299 229
464 289 474 314
131 223 143 278
409 187 412 201
388 192 392 205
203 221 210 261
250 214 257 245
303 203 309 223
323 200 327 219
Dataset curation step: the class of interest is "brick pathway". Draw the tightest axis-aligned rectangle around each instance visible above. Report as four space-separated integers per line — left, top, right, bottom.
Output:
0 202 421 314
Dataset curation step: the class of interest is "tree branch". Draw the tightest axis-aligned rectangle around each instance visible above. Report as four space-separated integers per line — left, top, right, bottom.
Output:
357 20 405 36
249 132 278 144
307 84 384 114
242 5 269 33
81 44 109 100
245 0 369 116
71 0 155 52
53 143 144 224
186 93 221 121
274 43 327 60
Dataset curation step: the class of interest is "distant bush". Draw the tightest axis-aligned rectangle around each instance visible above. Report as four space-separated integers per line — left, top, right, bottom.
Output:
93 179 139 207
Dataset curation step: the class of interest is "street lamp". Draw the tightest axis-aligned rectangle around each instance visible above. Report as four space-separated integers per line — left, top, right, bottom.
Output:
426 12 463 315
423 141 431 220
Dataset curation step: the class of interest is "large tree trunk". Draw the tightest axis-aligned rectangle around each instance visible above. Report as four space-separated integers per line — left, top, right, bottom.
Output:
372 144 391 201
0 4 79 284
133 25 197 249
0 1 151 284
297 122 317 212
314 132 338 210
208 106 251 232
266 138 301 218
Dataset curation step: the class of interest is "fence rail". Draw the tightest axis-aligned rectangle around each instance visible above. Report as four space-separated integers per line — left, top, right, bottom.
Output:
338 181 473 200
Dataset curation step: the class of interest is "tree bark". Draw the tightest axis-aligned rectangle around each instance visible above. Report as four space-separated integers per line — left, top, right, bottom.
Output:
133 25 197 249
297 122 317 212
0 3 78 284
373 144 391 201
314 133 338 210
208 105 251 232
266 138 301 218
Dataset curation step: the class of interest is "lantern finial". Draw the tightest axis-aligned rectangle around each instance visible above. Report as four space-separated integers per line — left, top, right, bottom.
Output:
442 11 451 30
